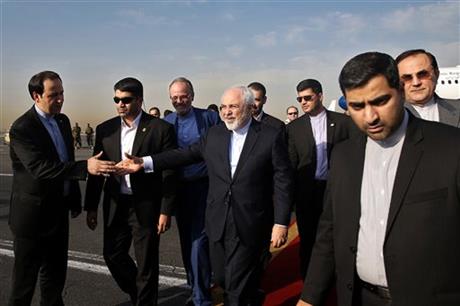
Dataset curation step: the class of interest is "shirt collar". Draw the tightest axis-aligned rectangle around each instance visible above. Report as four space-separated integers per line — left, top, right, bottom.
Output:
309 108 326 122
34 104 54 120
372 109 409 148
121 111 142 129
233 117 252 136
177 107 194 121
254 110 264 122
412 96 436 109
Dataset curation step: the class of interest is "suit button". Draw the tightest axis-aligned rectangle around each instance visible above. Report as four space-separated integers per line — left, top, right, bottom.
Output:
349 246 357 253
347 283 353 290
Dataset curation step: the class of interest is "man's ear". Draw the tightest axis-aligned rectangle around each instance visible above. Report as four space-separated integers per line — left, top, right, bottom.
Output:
262 96 267 104
32 92 41 103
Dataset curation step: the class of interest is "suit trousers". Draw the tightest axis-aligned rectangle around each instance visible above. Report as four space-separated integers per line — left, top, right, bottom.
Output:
9 208 69 306
296 180 327 279
209 206 267 306
175 178 212 306
103 196 159 306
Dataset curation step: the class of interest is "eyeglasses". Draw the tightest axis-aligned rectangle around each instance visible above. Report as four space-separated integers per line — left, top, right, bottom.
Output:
288 112 298 115
296 95 314 103
400 69 433 83
113 96 136 104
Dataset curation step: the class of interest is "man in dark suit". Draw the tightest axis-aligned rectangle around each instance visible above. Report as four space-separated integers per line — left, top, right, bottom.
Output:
297 52 460 306
286 79 355 279
396 49 460 127
164 77 220 306
248 82 285 130
119 85 293 305
8 70 116 306
84 77 177 306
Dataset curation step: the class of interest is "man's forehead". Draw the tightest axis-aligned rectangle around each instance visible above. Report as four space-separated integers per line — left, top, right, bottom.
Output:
398 53 431 71
222 89 243 104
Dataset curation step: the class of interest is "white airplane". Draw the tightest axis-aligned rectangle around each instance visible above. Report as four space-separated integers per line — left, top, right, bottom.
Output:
436 66 460 99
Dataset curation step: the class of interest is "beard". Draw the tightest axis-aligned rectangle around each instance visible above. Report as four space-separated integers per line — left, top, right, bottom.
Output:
223 108 252 131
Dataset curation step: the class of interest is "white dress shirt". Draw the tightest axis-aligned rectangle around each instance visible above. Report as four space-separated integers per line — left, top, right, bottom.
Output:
229 118 251 178
356 110 408 286
412 97 439 122
120 112 142 195
309 109 328 180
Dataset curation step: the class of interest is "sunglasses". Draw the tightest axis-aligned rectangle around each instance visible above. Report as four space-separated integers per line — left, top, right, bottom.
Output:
113 96 136 104
296 95 315 103
400 69 433 83
288 112 298 115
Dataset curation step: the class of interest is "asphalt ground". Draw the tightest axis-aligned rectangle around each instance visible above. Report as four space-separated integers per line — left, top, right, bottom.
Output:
0 143 191 305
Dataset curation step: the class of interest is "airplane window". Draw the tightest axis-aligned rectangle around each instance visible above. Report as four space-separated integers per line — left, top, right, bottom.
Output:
441 80 445 84
448 80 451 84
455 80 458 84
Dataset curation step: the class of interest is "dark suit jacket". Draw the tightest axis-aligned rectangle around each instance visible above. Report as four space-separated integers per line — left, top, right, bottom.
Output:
260 112 285 130
9 106 86 238
153 120 293 245
405 94 460 127
286 110 355 208
84 112 177 228
301 114 460 306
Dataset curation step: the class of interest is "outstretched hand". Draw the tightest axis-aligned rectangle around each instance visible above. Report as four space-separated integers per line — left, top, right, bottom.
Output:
87 151 117 176
114 153 144 176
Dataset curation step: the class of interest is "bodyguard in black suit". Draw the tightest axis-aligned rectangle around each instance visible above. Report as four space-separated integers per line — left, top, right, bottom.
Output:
286 79 355 278
119 86 293 305
8 71 115 306
84 77 177 306
248 82 286 130
297 52 460 306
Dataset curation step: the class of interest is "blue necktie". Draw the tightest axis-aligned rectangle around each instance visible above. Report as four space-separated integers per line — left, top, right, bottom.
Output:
46 118 69 163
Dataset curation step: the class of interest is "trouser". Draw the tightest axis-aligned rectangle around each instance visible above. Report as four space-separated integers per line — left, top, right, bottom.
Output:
9 212 69 306
175 178 212 306
209 206 267 306
296 180 327 279
103 197 159 306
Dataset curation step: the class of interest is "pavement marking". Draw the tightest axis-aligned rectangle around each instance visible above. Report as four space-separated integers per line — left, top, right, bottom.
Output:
0 239 187 288
0 173 13 177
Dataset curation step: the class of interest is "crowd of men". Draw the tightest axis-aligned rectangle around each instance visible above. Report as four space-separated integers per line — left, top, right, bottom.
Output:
7 48 460 306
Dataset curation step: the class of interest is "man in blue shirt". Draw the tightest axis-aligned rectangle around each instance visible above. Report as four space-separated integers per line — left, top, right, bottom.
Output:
164 77 220 306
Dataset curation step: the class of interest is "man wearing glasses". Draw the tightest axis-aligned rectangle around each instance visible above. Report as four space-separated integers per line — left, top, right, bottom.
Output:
396 49 460 127
84 77 177 305
285 106 299 124
164 77 219 306
286 79 355 279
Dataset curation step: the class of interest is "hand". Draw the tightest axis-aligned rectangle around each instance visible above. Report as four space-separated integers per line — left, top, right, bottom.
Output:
296 300 313 306
86 210 98 230
271 224 288 248
114 153 144 176
157 214 171 234
87 151 116 176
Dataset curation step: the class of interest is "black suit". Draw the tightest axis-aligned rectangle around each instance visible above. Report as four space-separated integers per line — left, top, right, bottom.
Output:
260 112 285 130
9 106 87 305
286 110 354 278
84 112 176 305
404 94 460 127
153 120 293 305
301 114 460 306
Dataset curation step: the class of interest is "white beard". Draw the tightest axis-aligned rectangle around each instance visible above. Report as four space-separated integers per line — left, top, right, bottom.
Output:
223 110 251 131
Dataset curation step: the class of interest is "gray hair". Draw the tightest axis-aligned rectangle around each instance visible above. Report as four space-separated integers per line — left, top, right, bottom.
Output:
169 76 194 98
221 85 255 107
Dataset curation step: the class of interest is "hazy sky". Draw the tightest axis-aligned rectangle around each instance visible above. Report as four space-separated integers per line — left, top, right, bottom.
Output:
1 0 459 130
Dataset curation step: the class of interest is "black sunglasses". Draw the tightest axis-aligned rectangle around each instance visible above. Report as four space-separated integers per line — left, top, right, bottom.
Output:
400 69 433 83
113 96 136 104
296 95 314 103
288 112 298 115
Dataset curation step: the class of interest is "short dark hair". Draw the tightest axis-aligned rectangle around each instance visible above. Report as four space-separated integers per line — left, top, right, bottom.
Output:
207 103 219 112
114 77 143 98
296 79 323 94
28 70 61 99
163 109 173 117
149 106 160 113
247 82 266 97
339 52 400 95
169 77 194 98
395 49 439 73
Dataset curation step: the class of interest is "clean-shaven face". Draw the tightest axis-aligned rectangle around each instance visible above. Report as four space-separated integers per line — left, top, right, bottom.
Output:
34 78 64 115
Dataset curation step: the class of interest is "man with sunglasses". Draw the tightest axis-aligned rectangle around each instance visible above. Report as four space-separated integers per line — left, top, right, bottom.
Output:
286 79 355 279
285 106 299 124
164 77 220 306
84 77 177 305
396 49 460 127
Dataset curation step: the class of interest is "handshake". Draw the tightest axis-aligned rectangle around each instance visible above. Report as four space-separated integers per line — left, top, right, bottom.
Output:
86 152 145 176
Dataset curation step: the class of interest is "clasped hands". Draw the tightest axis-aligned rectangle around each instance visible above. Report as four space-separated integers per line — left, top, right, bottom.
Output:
87 152 144 176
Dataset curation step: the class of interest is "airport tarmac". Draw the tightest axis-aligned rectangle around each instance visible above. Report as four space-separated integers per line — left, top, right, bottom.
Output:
0 144 191 305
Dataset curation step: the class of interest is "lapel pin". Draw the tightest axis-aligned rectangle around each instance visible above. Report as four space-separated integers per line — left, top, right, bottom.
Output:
330 123 335 127
142 128 146 132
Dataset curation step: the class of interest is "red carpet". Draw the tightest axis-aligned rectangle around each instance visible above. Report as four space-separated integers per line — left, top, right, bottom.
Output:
260 221 337 306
